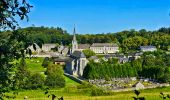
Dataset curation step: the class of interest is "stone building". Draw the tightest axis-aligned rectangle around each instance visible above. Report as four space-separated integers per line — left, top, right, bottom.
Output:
65 51 88 77
42 44 56 52
140 46 157 52
71 27 119 54
28 43 57 53
133 82 145 90
28 44 41 53
58 42 69 56
90 43 119 54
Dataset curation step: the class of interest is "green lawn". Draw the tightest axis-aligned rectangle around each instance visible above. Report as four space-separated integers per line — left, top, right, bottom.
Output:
25 57 46 73
6 86 170 100
65 76 80 87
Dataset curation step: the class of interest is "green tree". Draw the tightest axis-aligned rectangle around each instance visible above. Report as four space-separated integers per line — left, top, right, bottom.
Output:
13 58 31 90
45 63 65 88
0 0 33 98
82 49 96 58
28 73 45 89
0 0 32 29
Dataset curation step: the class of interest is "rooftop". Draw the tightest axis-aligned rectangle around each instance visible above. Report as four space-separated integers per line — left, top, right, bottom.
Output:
71 51 86 58
91 43 118 47
78 44 91 49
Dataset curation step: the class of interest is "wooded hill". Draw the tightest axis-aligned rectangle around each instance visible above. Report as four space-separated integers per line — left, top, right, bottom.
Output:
1 26 170 52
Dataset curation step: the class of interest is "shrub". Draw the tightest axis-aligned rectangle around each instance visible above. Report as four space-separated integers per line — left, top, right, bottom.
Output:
42 57 50 68
91 86 104 96
45 63 65 88
82 49 96 58
13 58 31 90
28 73 45 89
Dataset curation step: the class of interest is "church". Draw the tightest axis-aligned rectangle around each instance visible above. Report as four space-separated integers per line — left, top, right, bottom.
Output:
71 27 119 54
55 27 119 77
65 27 88 76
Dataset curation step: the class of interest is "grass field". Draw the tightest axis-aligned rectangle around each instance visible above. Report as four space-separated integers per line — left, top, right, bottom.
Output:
7 86 170 100
25 57 46 73
9 57 170 100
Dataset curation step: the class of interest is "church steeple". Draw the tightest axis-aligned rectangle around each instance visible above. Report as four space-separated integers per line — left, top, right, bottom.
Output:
73 26 77 43
71 26 78 53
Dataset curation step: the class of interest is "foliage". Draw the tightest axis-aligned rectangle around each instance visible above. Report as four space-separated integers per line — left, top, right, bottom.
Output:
13 58 31 90
82 49 96 58
45 63 65 88
83 60 137 79
42 57 50 68
45 88 64 100
91 87 104 96
133 90 145 100
0 0 32 29
28 73 45 89
160 92 170 100
83 51 170 83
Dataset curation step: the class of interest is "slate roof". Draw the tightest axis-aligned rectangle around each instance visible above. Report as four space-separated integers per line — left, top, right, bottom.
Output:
43 44 56 46
78 44 90 49
89 56 98 60
67 57 75 62
140 46 156 49
91 43 118 47
53 57 70 62
70 51 86 58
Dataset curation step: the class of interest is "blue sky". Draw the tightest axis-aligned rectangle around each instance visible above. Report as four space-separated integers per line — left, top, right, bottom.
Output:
20 0 170 34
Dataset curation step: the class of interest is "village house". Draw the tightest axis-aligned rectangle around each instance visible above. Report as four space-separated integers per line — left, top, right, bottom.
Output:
58 42 69 56
53 56 70 65
90 43 119 54
71 27 119 54
132 82 145 90
89 56 100 62
140 46 157 52
42 44 56 52
28 43 57 53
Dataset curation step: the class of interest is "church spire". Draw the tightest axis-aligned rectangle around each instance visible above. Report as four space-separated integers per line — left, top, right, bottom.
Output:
72 25 78 53
73 25 77 42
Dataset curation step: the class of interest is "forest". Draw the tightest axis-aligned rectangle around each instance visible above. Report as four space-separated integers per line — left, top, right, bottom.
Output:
1 26 169 53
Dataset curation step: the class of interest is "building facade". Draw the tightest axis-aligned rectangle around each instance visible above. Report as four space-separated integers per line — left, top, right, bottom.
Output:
90 43 119 54
65 51 88 76
140 46 157 52
71 28 119 54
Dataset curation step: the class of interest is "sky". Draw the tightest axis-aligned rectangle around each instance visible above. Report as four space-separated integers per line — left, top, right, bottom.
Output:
20 0 170 34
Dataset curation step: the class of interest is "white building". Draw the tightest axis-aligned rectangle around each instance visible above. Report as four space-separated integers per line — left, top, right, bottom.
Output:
140 46 157 52
71 27 119 54
42 44 56 52
90 43 119 54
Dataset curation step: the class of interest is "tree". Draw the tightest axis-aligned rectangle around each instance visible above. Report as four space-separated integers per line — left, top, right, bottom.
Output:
28 73 45 89
82 49 96 58
45 63 65 88
0 0 32 29
13 58 31 90
0 0 33 98
42 57 50 68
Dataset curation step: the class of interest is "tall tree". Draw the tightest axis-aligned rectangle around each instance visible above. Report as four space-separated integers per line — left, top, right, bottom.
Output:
0 0 33 98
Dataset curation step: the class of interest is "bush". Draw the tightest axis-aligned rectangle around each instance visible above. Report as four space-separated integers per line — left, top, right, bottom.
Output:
42 57 50 68
77 82 93 89
91 86 105 96
28 73 45 89
82 49 96 58
13 58 31 90
45 63 65 88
